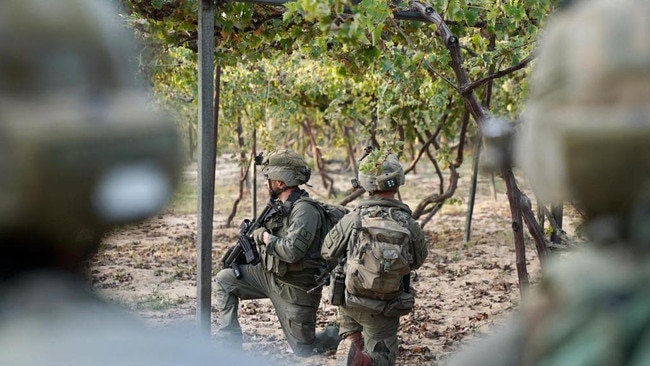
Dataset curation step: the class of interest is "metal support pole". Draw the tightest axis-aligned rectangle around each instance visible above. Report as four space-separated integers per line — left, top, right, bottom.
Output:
251 129 258 219
197 0 215 335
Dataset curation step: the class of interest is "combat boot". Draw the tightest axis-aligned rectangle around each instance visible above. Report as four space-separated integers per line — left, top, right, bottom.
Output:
315 324 341 353
335 332 372 366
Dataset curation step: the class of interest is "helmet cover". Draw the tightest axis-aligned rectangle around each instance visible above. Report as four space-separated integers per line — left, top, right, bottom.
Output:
515 0 650 217
261 149 311 187
0 0 182 247
358 153 405 193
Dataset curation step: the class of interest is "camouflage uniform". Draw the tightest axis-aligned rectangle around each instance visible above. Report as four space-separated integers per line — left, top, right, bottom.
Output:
214 150 335 356
0 0 263 365
323 197 427 365
447 0 650 365
322 153 428 365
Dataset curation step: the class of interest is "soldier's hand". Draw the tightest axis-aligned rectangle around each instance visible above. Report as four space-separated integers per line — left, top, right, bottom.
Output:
252 227 267 245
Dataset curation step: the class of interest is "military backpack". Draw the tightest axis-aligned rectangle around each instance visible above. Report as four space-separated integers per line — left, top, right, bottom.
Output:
345 205 413 301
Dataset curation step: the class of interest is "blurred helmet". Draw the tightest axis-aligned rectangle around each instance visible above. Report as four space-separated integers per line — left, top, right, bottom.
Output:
516 0 650 218
261 149 311 187
357 154 404 194
0 0 182 247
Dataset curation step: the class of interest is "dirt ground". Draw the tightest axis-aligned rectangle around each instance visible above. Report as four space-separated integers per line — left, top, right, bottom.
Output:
90 156 581 365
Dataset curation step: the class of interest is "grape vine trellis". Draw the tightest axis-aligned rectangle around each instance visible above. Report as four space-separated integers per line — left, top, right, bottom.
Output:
124 0 564 330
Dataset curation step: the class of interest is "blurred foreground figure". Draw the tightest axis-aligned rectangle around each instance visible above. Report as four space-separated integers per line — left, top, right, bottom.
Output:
447 0 650 365
0 0 262 364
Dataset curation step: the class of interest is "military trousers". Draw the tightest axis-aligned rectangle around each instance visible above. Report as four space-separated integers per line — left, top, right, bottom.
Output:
338 306 400 365
214 263 321 356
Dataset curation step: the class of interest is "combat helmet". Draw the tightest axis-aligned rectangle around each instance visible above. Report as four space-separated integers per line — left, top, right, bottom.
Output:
354 153 405 194
0 0 182 248
516 0 650 221
261 149 311 187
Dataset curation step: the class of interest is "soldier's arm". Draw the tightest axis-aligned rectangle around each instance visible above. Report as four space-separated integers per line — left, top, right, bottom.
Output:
265 201 321 263
321 214 355 262
409 219 428 269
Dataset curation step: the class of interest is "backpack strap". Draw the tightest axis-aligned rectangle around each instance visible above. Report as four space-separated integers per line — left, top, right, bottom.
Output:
295 197 325 234
348 208 363 254
354 208 363 231
280 188 305 215
288 196 328 262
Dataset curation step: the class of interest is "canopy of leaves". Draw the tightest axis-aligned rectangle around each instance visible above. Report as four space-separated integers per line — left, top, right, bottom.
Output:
121 0 558 208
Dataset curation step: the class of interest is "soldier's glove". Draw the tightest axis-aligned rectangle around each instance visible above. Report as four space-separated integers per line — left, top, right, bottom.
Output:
252 227 267 245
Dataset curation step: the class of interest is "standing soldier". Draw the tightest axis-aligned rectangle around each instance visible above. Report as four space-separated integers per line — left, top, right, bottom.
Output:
0 0 262 365
214 149 339 356
447 0 650 365
321 151 428 366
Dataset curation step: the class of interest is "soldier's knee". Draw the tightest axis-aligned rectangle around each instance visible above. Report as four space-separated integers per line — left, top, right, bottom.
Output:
367 337 398 365
215 268 233 283
214 269 238 293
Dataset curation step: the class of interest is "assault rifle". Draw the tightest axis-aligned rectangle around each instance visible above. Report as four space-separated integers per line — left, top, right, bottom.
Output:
221 199 280 279
307 264 332 294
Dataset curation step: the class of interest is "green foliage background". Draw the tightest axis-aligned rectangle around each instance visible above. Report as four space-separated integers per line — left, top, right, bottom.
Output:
120 0 559 217
123 0 556 152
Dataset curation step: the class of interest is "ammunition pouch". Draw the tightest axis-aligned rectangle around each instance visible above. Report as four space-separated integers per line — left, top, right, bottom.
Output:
261 246 287 277
382 291 415 317
327 265 346 306
343 290 414 317
344 290 386 314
